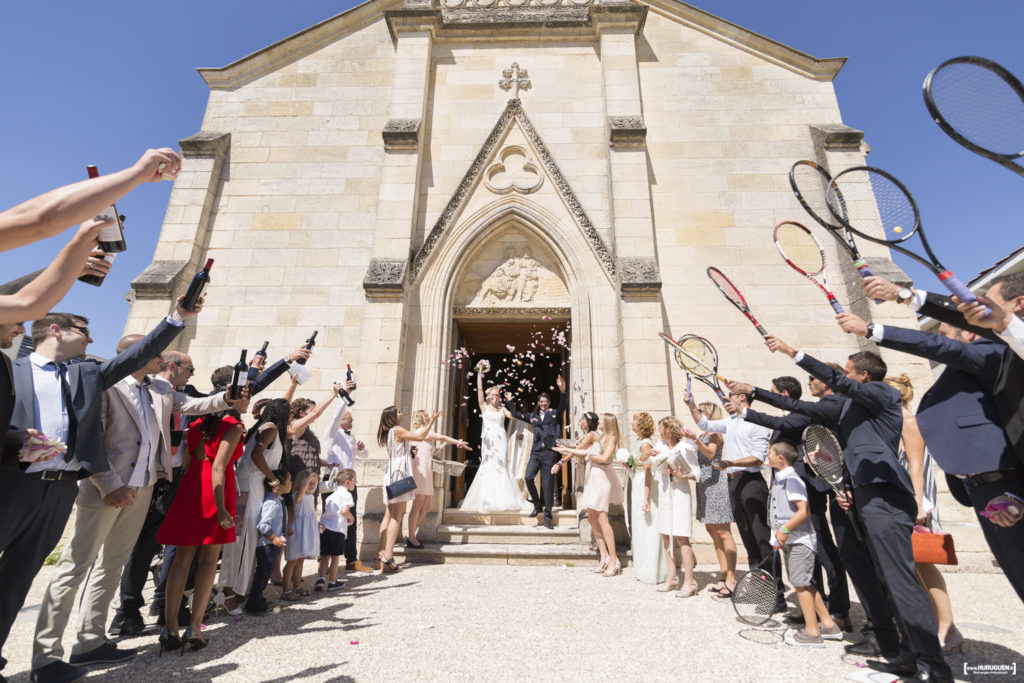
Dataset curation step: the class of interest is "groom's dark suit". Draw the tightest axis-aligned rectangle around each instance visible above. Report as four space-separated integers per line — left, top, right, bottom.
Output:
505 391 567 524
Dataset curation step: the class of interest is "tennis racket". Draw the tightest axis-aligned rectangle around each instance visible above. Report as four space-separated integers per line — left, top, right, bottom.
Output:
788 160 879 287
732 547 781 626
801 424 864 541
924 56 1024 178
658 332 728 405
773 220 844 314
706 267 767 336
825 165 985 310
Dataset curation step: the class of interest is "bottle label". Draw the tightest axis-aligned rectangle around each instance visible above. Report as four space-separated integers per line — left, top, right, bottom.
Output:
233 373 247 387
96 207 122 240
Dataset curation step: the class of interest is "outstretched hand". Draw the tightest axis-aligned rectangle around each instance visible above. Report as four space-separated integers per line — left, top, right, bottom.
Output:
957 295 1012 333
726 379 753 395
556 375 565 392
861 275 900 303
836 312 869 336
763 335 796 358
133 148 181 183
175 294 203 321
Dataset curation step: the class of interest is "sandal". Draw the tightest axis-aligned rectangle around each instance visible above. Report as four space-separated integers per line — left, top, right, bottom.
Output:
373 553 383 570
296 587 311 597
657 579 680 592
282 590 300 601
707 581 726 593
591 560 610 574
381 558 402 573
714 585 735 599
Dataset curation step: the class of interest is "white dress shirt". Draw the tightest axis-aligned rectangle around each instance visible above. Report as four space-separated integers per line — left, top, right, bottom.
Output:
25 352 80 473
697 414 771 474
122 375 161 487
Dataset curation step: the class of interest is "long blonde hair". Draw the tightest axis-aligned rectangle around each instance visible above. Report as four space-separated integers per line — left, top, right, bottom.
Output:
600 413 624 451
884 374 914 407
411 410 430 430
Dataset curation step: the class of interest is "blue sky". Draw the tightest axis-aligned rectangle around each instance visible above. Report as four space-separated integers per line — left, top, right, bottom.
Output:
1 1 1022 355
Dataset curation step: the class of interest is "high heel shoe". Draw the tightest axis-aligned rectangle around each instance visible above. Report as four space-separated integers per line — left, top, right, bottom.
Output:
158 628 181 657
182 626 208 653
591 560 610 574
676 582 698 598
602 561 622 577
657 579 680 592
374 553 383 570
381 558 402 573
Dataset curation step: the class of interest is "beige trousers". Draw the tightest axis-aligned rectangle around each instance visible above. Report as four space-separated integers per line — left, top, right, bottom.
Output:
31 485 153 669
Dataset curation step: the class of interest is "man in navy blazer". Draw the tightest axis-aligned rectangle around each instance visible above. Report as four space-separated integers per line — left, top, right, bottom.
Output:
505 375 566 528
747 337 950 681
837 311 1024 605
0 297 196 680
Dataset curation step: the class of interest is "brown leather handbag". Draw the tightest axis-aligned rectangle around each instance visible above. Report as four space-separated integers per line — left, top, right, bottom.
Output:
911 531 958 565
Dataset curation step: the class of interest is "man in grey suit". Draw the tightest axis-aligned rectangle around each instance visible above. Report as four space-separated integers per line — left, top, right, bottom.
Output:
0 297 195 683
31 339 236 680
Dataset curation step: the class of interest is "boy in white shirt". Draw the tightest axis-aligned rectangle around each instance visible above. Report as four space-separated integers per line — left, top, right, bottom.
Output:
768 442 842 648
318 470 357 591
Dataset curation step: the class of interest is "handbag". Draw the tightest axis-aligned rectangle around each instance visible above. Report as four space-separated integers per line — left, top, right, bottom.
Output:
911 530 958 565
385 450 416 499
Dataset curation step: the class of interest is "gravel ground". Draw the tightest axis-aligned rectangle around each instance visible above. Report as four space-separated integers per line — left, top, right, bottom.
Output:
3 562 1022 682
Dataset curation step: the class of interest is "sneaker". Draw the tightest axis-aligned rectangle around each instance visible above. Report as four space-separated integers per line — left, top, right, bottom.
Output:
314 577 327 592
327 581 346 591
785 628 825 649
68 642 137 666
29 661 86 683
819 624 844 641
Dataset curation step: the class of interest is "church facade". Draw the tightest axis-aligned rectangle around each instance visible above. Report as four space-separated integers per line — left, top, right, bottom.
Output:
124 0 930 545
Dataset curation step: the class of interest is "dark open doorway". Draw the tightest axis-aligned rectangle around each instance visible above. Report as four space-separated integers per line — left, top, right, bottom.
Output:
448 318 571 508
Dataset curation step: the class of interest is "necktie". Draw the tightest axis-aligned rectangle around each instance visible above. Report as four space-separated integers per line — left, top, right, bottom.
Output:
58 363 78 461
344 429 352 435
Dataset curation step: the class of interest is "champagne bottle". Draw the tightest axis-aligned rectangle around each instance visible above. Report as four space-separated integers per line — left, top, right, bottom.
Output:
228 349 248 401
295 330 317 365
86 165 127 253
346 363 356 391
78 214 125 287
181 258 214 312
248 341 269 381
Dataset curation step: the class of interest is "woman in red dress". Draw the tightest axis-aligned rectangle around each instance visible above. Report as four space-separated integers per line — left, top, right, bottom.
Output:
156 400 247 653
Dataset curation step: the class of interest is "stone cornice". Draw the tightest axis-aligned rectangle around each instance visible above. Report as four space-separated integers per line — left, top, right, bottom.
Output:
642 0 845 82
179 131 231 159
409 98 616 284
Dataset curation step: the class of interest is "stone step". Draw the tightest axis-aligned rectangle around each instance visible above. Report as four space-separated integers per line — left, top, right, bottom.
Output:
441 507 580 526
437 523 579 544
393 542 618 566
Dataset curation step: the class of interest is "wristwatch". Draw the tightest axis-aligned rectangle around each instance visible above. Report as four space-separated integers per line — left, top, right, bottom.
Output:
895 287 913 305
866 323 877 339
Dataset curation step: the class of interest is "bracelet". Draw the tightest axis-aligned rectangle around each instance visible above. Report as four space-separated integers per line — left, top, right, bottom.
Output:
780 527 790 535
268 479 281 487
1005 492 1024 507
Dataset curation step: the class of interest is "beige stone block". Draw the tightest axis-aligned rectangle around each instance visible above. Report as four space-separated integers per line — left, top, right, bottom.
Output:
252 213 302 231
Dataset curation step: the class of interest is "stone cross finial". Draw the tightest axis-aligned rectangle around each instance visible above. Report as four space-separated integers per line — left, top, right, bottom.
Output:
499 62 531 100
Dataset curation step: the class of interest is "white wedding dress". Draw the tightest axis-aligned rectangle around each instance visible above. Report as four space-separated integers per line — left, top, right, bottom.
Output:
460 408 532 512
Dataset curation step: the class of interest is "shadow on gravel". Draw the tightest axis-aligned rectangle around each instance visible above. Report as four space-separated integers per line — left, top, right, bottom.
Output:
263 663 351 682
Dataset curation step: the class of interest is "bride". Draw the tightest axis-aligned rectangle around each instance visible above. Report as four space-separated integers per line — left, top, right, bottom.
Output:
460 361 532 513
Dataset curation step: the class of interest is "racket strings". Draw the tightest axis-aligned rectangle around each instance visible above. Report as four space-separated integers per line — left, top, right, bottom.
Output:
674 337 717 379
930 61 1024 156
708 269 745 306
828 170 917 241
791 164 837 224
802 426 845 487
775 222 825 275
733 568 778 625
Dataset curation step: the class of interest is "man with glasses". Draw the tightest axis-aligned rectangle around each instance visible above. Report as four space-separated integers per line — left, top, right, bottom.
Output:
0 300 192 683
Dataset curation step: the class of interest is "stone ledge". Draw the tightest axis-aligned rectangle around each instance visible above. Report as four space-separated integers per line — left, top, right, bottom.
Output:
619 256 661 295
130 260 190 298
608 115 647 147
381 118 421 150
179 131 230 158
810 124 865 153
362 257 407 298
441 6 590 27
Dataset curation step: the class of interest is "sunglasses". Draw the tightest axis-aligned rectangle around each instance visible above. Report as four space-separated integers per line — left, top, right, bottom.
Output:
66 325 91 339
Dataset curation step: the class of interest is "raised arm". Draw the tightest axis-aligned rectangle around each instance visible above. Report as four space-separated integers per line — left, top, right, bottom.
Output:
98 296 193 390
476 371 487 412
729 378 843 426
742 406 812 434
503 392 530 423
0 148 180 252
248 345 311 396
288 383 341 437
426 431 472 453
0 218 106 324
392 410 441 442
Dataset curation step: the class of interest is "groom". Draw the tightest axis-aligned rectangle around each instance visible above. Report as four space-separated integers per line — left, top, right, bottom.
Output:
505 375 567 528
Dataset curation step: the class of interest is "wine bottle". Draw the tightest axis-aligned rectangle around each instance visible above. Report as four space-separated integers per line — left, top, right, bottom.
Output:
86 165 127 253
228 349 248 401
78 213 125 287
181 258 214 312
247 340 269 381
337 383 355 407
346 363 356 391
295 330 317 365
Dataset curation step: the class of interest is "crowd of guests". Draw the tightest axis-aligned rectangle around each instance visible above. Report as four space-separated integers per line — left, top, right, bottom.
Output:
547 270 1023 682
3 146 1024 683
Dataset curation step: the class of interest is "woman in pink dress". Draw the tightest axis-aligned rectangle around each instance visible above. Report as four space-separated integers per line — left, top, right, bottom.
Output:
406 409 471 548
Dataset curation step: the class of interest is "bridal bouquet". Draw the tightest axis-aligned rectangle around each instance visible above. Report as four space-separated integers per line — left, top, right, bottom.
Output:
652 448 691 477
475 359 491 374
610 447 635 470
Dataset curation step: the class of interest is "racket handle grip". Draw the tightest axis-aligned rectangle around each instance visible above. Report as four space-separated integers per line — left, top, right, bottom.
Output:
938 271 991 315
754 323 768 336
853 260 885 304
714 388 729 406
828 298 845 314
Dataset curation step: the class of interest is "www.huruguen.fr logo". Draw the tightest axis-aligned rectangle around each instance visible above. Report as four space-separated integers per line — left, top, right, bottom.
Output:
964 662 1017 676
